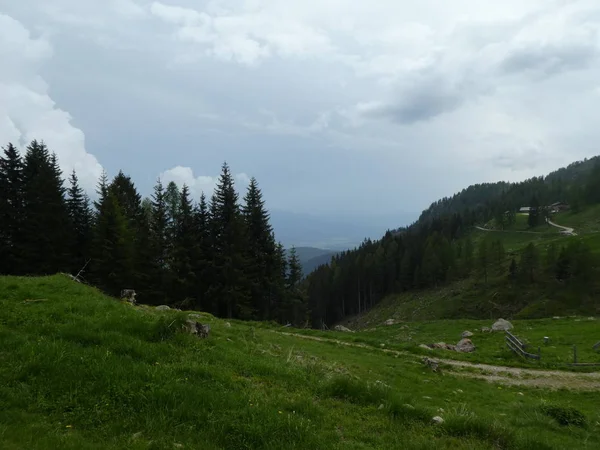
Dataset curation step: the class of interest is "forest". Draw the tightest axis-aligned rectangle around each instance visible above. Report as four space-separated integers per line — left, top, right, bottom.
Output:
305 157 600 328
0 140 308 324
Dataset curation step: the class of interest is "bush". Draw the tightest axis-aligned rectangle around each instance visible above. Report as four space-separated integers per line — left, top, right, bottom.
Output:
541 405 587 427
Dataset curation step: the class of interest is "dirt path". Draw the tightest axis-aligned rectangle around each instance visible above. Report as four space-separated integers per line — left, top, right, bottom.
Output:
547 218 576 236
475 219 576 236
276 331 600 391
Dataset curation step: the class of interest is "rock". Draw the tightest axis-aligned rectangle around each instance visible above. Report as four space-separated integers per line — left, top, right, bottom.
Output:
225 322 231 328
378 404 385 410
156 305 171 311
184 320 211 338
431 342 457 351
461 330 474 338
121 289 137 305
419 344 433 351
384 319 395 326
456 338 476 353
432 416 444 425
492 318 513 331
481 327 491 333
334 325 354 333
422 357 440 372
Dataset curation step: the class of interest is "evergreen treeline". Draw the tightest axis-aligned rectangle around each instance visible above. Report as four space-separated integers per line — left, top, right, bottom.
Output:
0 140 307 324
306 157 600 327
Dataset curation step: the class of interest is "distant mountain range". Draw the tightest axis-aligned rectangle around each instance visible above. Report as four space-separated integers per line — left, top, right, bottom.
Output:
285 247 338 275
271 209 417 251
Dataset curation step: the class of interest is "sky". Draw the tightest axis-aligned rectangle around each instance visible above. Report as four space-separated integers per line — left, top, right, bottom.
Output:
1 0 600 220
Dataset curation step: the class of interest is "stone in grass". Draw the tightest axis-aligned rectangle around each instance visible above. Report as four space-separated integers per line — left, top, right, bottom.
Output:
334 325 354 333
492 318 513 331
461 330 474 338
432 416 444 424
184 320 211 338
456 338 476 353
156 305 171 311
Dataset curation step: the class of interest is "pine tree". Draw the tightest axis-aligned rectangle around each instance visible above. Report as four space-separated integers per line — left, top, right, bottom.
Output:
66 170 92 273
210 163 250 318
171 185 197 305
508 258 518 281
272 241 288 322
528 196 540 228
21 140 72 274
91 188 135 295
242 177 277 319
477 239 490 284
0 143 25 274
148 178 170 304
519 243 539 284
284 247 305 325
193 192 212 311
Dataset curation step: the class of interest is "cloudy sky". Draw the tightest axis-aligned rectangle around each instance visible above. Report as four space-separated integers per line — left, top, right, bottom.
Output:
2 0 600 219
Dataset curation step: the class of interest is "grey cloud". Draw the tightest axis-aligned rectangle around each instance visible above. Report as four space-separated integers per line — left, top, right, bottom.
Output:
358 75 468 124
499 42 599 77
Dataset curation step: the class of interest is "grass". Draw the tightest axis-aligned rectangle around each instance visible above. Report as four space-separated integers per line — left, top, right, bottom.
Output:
2 275 600 449
316 316 600 369
554 204 600 234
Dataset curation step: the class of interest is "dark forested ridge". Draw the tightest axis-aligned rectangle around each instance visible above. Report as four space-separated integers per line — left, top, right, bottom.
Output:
0 140 307 324
305 156 600 328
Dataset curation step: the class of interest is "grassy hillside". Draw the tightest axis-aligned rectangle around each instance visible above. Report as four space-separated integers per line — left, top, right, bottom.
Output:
2 276 600 449
346 206 600 327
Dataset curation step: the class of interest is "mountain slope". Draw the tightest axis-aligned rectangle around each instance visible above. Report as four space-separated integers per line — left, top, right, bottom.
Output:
1 275 598 449
305 156 600 328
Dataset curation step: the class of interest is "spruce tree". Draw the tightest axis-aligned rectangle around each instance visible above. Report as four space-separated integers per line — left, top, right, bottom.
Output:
171 185 197 305
284 247 305 325
21 140 71 274
91 188 135 295
0 143 24 274
210 163 250 318
242 177 277 319
148 178 170 303
477 239 490 284
192 192 212 311
66 170 92 273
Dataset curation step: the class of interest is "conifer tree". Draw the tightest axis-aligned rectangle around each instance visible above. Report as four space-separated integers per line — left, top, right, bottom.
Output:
91 187 135 295
284 247 305 325
0 143 24 274
242 177 277 319
148 178 170 303
21 140 71 274
210 163 250 318
171 185 197 304
66 170 92 273
519 243 539 284
477 239 490 284
193 192 212 311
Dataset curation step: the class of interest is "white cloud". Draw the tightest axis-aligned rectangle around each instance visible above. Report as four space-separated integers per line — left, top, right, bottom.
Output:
150 1 334 65
159 165 251 199
0 13 103 192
